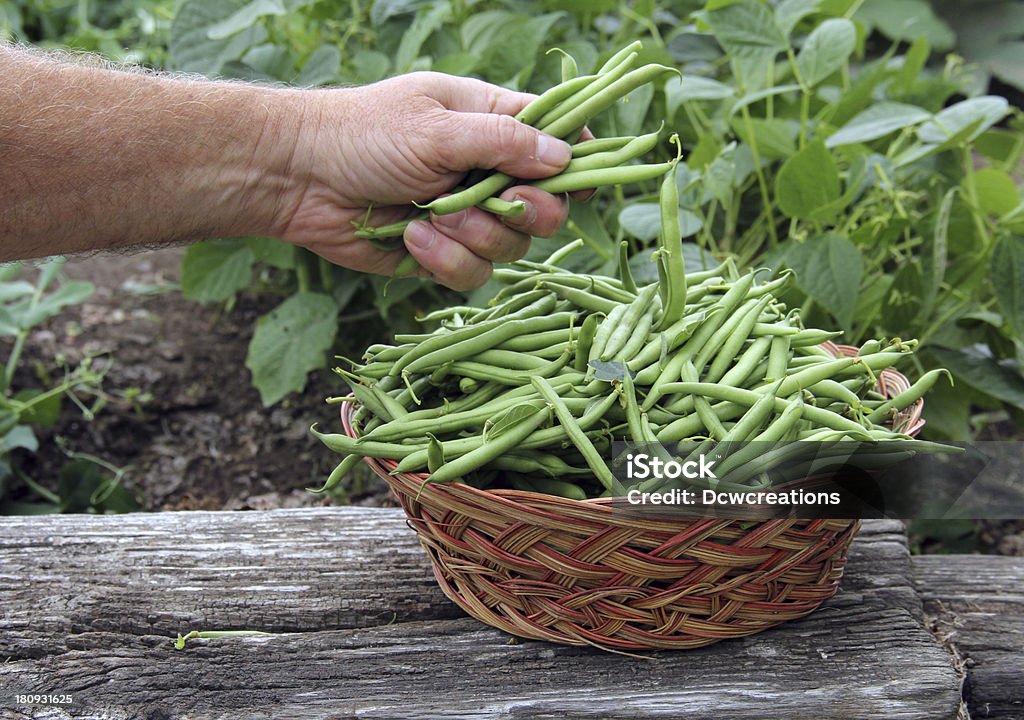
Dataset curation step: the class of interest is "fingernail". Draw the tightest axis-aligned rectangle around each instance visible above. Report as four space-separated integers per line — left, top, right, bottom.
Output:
536 134 571 169
512 195 537 225
406 221 435 251
433 209 468 231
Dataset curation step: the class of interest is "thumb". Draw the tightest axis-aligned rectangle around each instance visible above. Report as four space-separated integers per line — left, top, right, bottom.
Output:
447 112 572 179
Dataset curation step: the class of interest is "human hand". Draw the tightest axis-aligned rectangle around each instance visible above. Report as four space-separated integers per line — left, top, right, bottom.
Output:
265 72 579 291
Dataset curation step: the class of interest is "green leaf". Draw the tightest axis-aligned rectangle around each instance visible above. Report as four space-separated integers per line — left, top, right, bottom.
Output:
0 281 35 302
2 425 37 453
797 18 856 87
245 292 338 406
206 0 285 40
618 204 701 241
985 41 1024 93
884 262 925 335
169 0 268 74
351 49 391 83
567 202 615 261
588 359 631 382
664 76 734 119
57 459 139 514
992 235 1024 339
855 0 954 51
826 102 931 147
784 233 862 328
395 1 449 73
918 97 1009 145
776 0 823 36
181 241 255 303
922 189 953 319
245 237 295 270
730 117 797 159
705 1 788 60
13 389 61 428
614 84 654 137
973 168 1020 217
728 84 802 117
296 44 341 86
703 144 737 205
10 281 94 329
774 140 841 220
931 345 1024 411
486 404 544 442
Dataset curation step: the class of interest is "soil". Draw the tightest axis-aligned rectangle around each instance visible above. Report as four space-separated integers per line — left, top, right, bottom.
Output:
7 247 393 511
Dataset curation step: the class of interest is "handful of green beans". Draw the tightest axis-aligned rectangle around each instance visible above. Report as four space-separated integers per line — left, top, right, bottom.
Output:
355 42 678 278
313 238 953 499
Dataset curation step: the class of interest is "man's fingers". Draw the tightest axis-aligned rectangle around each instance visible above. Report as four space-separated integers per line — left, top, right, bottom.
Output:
444 112 571 179
498 187 569 239
416 72 535 117
403 220 494 292
430 207 531 263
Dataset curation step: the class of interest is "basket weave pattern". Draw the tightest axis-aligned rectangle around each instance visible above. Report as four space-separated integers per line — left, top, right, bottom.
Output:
343 343 923 650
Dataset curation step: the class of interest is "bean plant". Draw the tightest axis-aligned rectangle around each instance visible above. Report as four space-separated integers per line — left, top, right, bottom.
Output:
0 259 138 514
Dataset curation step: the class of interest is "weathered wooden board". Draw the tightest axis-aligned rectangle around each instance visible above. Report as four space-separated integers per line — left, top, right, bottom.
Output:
915 555 1024 720
0 510 963 719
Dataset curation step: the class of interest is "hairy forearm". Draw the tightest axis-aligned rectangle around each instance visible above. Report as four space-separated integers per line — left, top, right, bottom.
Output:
0 44 304 261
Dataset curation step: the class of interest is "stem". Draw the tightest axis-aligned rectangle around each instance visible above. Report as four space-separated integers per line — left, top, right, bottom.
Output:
739 105 779 247
14 467 60 505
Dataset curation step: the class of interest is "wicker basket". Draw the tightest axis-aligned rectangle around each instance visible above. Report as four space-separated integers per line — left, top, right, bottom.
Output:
342 343 924 651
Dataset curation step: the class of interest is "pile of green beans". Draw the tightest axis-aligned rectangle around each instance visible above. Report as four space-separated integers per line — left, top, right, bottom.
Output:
354 41 677 279
313 241 953 499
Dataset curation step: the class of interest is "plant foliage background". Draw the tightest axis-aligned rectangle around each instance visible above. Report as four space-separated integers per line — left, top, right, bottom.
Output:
5 0 1024 444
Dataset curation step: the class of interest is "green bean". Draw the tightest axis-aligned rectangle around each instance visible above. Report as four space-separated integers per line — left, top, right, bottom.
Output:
309 454 362 494
469 349 551 371
713 399 805 480
572 136 635 157
390 294 557 376
447 348 572 386
602 284 660 361
428 404 551 484
539 280 617 314
719 336 772 388
544 238 586 267
478 197 526 217
598 40 643 74
866 369 951 424
766 335 791 382
703 296 772 382
588 302 628 365
537 274 634 301
531 162 674 194
513 476 588 500
533 377 624 494
393 253 420 279
496 329 578 353
514 73 596 126
618 241 638 294
654 383 867 439
574 313 600 372
560 127 662 174
613 301 659 363
402 312 576 377
419 172 513 216
541 64 677 139
312 425 420 459
535 51 639 130
790 328 844 347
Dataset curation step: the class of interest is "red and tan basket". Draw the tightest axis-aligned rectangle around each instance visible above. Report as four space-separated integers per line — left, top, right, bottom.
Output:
342 342 924 651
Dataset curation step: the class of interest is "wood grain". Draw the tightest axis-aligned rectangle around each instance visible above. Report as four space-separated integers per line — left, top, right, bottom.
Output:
0 510 963 719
